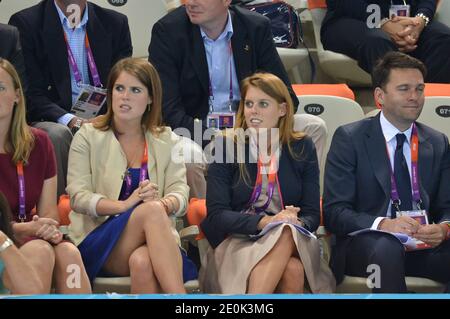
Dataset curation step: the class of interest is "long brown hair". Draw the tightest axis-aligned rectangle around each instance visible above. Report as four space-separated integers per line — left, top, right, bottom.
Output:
233 72 305 184
94 58 164 134
0 58 35 164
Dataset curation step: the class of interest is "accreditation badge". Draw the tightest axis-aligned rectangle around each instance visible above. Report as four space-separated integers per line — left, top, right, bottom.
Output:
397 210 429 225
206 112 235 130
389 4 411 19
70 84 107 119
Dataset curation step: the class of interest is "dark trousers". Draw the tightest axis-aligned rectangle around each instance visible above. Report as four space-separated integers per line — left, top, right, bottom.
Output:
321 19 450 83
344 232 450 293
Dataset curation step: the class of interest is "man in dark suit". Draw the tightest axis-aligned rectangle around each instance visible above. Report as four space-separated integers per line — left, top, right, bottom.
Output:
0 23 27 92
9 0 132 197
322 0 450 83
323 52 450 292
148 0 326 199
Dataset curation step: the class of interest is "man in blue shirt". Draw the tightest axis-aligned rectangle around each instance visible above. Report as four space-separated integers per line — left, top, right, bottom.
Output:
149 0 327 199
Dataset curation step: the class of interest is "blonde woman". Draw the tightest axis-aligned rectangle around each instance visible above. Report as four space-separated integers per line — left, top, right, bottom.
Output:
0 58 91 294
200 73 335 294
67 58 197 294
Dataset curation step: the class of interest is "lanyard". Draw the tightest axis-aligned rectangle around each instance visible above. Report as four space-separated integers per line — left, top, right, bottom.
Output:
63 32 102 88
246 156 278 214
123 142 149 199
208 41 234 113
391 0 407 5
386 123 421 211
16 162 26 222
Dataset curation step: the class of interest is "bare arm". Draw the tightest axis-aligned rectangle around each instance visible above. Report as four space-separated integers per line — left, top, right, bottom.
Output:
0 231 43 294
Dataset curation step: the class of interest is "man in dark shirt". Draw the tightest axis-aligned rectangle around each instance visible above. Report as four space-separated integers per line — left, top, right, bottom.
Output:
322 0 450 83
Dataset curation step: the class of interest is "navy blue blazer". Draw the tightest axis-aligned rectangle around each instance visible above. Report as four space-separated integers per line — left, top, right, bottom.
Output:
0 23 27 92
9 0 132 123
202 136 320 248
148 5 298 141
323 113 450 282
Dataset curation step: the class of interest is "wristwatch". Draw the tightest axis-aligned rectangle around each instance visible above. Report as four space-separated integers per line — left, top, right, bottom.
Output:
71 117 83 135
415 13 430 27
445 223 450 241
0 237 13 253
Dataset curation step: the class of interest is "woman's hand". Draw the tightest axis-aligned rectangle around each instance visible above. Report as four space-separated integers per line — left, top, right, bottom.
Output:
257 206 301 230
121 188 142 211
272 206 301 225
138 180 160 202
32 215 62 243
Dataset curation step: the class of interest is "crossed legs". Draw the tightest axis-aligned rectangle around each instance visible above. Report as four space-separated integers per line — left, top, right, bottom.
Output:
247 226 305 294
103 201 185 293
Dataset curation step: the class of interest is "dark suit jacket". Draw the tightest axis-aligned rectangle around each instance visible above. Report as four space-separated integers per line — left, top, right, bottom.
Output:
323 113 450 282
202 136 320 248
9 0 132 123
322 0 437 34
148 5 299 141
0 23 27 92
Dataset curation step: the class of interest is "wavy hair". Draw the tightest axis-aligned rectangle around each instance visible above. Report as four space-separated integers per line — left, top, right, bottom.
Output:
0 58 34 164
94 58 164 135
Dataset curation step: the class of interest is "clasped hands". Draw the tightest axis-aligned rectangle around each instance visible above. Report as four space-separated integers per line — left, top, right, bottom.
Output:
32 215 63 245
123 179 160 210
257 205 303 230
379 216 447 247
382 16 426 52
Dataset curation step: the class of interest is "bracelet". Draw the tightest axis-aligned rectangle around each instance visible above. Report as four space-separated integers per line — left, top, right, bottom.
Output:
159 199 171 215
415 13 430 27
167 196 177 214
0 237 13 253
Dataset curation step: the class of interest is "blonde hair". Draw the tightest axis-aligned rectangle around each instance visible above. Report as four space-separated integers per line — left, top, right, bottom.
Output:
0 58 34 164
94 58 165 135
233 72 305 184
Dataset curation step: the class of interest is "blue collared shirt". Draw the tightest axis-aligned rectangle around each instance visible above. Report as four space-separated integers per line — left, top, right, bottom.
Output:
200 11 240 113
54 1 89 125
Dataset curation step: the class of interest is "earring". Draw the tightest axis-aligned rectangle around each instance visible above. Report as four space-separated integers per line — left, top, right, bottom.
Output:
13 102 18 107
147 103 151 111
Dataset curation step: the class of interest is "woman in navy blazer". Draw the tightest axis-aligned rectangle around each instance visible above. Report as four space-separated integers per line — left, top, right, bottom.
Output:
200 73 335 294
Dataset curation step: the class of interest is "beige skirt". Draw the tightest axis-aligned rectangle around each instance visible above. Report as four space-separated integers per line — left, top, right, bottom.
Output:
199 223 336 294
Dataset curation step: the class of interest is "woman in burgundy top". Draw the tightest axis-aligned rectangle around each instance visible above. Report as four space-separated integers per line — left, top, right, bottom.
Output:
0 58 90 294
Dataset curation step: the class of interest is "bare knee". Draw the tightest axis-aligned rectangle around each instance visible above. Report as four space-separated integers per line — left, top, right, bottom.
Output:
285 257 304 279
22 239 56 264
128 246 153 274
278 226 294 244
134 201 171 228
53 242 83 264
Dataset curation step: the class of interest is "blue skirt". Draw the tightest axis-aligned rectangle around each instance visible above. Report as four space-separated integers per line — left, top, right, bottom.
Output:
78 208 198 284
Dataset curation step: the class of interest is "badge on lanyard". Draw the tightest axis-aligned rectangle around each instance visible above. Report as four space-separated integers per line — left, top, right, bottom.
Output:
206 112 235 130
64 32 105 119
70 84 107 119
397 210 428 225
387 124 424 216
389 1 411 18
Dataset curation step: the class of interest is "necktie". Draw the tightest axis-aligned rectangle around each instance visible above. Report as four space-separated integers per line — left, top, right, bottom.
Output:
392 133 412 217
